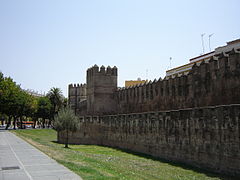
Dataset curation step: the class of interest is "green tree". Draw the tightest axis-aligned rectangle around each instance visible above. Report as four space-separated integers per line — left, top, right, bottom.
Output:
54 107 78 148
47 87 64 114
0 75 21 129
0 72 3 82
0 72 39 129
47 87 64 126
63 98 68 108
6 88 36 129
31 97 38 128
36 96 52 128
14 90 31 129
0 113 7 126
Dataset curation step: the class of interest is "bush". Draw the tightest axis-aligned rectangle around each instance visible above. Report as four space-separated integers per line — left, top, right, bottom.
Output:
54 107 79 148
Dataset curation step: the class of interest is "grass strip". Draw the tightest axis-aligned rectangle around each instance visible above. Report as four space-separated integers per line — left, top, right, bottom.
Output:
12 129 234 180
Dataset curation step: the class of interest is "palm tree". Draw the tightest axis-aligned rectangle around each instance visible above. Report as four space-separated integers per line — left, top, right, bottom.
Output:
47 87 64 126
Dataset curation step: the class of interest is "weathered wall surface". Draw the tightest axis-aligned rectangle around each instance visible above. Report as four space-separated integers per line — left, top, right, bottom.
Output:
86 65 117 115
68 83 87 114
65 49 240 177
59 104 240 177
116 50 240 113
69 50 240 115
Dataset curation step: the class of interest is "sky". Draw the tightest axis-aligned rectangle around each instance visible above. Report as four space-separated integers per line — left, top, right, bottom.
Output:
0 0 239 97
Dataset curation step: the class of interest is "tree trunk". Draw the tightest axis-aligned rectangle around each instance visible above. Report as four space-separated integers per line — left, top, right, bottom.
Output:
1 117 4 126
42 118 45 128
13 116 17 130
5 116 11 130
20 116 23 129
33 118 37 128
47 119 51 128
65 129 69 148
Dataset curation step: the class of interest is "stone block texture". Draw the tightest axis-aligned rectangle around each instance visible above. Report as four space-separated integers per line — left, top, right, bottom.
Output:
64 49 240 177
59 105 240 176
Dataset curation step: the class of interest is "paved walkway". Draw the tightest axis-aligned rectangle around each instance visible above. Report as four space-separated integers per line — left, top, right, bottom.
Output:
0 131 82 180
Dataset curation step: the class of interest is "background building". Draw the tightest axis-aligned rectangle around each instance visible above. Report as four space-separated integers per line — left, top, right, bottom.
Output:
125 78 147 87
166 39 240 78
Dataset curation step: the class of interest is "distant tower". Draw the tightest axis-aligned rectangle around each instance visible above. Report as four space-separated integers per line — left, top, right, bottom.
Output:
86 65 118 115
68 83 87 114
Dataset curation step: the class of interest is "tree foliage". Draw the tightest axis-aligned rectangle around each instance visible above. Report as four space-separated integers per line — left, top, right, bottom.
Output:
54 107 79 148
47 87 64 116
36 97 51 119
0 75 20 117
0 73 39 129
0 72 65 129
36 96 52 128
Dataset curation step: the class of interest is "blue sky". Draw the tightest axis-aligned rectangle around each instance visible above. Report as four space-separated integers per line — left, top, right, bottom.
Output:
0 0 239 96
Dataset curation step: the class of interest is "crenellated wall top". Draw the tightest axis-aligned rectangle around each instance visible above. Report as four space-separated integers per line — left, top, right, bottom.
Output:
87 64 117 76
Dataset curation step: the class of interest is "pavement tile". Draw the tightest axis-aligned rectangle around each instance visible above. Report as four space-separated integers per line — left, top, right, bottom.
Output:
2 171 29 180
0 131 82 180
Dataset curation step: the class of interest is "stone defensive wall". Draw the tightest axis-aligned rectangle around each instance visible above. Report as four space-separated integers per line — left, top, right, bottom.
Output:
61 48 240 177
86 65 118 115
68 83 87 114
68 83 86 88
68 83 87 99
116 49 240 114
58 104 240 176
86 65 118 81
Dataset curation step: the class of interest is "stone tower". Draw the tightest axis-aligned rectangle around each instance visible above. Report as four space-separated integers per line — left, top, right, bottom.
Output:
68 83 87 114
86 65 117 115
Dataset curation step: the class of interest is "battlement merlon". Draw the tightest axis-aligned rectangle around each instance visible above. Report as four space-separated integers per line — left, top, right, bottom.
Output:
80 83 87 87
68 84 77 88
116 48 240 94
87 65 118 76
69 83 87 87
